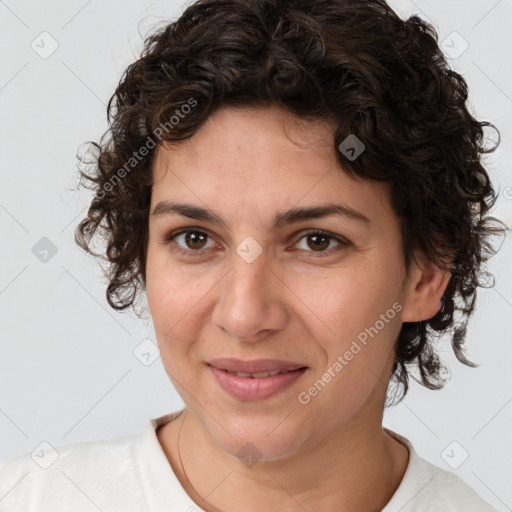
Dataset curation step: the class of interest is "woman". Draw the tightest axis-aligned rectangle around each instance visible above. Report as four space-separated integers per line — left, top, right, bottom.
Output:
0 0 505 510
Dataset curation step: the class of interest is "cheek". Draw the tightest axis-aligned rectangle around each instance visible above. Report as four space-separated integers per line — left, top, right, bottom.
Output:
145 260 212 357
294 267 386 335
146 246 189 326
296 264 401 365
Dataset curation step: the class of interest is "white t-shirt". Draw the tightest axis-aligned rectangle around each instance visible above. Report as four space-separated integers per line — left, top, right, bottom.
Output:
0 409 498 511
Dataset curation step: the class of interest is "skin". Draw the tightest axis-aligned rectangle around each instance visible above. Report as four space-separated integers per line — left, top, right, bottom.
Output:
145 105 451 512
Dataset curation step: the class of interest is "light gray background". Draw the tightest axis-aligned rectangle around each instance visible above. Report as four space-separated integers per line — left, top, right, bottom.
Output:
1 0 511 509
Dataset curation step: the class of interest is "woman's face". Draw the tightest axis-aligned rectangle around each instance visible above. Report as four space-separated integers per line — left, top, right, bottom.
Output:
145 105 447 460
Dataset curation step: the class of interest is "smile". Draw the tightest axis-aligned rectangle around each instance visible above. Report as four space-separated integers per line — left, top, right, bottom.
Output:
207 363 308 401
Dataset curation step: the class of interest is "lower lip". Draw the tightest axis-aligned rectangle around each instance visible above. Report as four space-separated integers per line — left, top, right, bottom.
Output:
208 365 307 401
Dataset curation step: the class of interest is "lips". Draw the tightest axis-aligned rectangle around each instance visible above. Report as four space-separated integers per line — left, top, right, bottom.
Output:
207 358 308 401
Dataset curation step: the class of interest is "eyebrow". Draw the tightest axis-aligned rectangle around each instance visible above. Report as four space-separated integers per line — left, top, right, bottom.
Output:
150 201 371 229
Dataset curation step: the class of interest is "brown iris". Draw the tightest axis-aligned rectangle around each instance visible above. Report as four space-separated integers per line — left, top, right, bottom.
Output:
185 231 208 250
307 233 330 251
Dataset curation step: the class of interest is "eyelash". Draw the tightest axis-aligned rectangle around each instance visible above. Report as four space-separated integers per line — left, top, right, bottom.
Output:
164 228 350 258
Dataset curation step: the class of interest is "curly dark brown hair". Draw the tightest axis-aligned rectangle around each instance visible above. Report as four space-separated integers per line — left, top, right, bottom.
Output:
75 0 507 405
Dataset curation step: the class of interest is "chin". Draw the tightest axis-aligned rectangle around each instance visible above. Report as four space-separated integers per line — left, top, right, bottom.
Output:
204 413 310 463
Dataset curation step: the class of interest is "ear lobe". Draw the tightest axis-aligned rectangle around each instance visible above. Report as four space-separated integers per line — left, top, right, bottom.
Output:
401 257 452 323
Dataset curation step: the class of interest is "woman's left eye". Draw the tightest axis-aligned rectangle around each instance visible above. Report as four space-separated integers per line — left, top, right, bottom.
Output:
294 230 350 256
165 228 350 258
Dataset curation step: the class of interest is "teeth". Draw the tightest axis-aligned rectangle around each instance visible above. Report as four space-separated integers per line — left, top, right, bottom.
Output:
228 370 283 378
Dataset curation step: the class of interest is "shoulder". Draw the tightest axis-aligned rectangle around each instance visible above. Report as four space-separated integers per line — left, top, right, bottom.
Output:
418 468 499 511
383 428 499 512
415 466 497 512
0 431 144 511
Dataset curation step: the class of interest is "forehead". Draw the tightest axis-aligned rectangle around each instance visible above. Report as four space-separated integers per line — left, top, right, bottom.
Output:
150 106 396 228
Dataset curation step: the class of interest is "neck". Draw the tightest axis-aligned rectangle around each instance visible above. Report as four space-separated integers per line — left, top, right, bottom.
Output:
157 407 409 512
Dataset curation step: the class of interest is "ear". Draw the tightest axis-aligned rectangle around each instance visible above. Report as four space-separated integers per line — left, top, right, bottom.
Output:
401 253 452 323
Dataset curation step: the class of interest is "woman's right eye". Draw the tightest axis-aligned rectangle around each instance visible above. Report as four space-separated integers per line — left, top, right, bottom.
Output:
166 229 217 257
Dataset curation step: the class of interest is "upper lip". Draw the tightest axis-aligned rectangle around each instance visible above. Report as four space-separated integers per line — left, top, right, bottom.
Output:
207 358 307 373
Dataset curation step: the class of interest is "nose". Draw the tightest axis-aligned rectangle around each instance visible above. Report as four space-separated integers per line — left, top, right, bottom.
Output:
211 245 288 343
